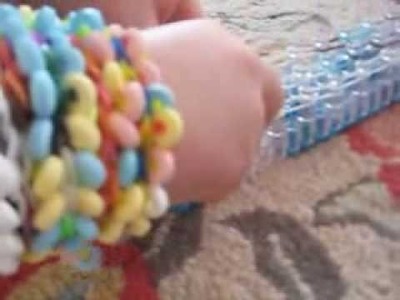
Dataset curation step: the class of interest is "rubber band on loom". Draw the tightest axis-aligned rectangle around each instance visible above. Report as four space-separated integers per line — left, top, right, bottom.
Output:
265 18 400 160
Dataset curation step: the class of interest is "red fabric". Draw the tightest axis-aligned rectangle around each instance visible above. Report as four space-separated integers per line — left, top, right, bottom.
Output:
100 243 159 300
347 126 400 159
0 243 158 300
379 163 400 200
346 110 400 205
0 257 59 300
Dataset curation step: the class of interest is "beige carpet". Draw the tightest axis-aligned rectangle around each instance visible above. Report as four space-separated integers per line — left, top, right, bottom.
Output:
2 1 400 299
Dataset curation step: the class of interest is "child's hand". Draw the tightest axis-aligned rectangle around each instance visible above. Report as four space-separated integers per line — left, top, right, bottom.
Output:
143 20 283 202
22 0 202 26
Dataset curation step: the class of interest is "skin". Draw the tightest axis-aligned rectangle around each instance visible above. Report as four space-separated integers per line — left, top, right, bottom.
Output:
18 0 203 26
143 21 282 202
20 1 284 203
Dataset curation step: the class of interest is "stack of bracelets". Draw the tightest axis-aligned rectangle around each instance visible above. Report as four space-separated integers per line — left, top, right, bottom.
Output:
0 3 184 275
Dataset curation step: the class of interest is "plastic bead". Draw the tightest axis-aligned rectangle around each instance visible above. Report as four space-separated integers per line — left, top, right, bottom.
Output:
59 214 77 240
74 151 106 189
81 32 114 64
33 193 66 231
146 83 175 108
111 37 127 60
0 156 20 198
19 5 35 28
65 115 101 151
2 15 28 43
84 58 101 84
47 30 70 50
118 150 139 187
148 149 175 184
54 46 85 74
151 108 184 148
123 28 145 62
145 186 169 219
13 36 45 76
0 5 18 21
30 70 57 118
138 116 153 146
111 184 145 222
97 82 113 110
121 81 145 121
32 156 64 201
68 8 105 32
98 133 118 162
64 73 97 121
128 218 151 238
75 216 99 241
103 61 125 93
138 60 161 85
119 61 137 80
27 119 53 160
76 188 105 217
32 32 45 44
0 201 20 232
76 25 91 38
31 226 60 253
98 219 125 244
34 6 60 35
108 112 140 148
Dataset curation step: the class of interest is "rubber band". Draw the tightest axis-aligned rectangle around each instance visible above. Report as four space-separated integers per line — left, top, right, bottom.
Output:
265 18 400 160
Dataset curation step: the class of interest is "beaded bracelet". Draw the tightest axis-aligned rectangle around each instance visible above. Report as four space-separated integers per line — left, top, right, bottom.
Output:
0 4 184 273
28 6 102 262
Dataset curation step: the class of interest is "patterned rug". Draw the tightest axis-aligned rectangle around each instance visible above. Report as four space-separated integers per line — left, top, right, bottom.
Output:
2 0 400 299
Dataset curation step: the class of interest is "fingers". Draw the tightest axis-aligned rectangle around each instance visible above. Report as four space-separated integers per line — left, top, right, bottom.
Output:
157 0 203 23
261 66 283 125
19 0 202 27
19 0 159 28
169 0 203 22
